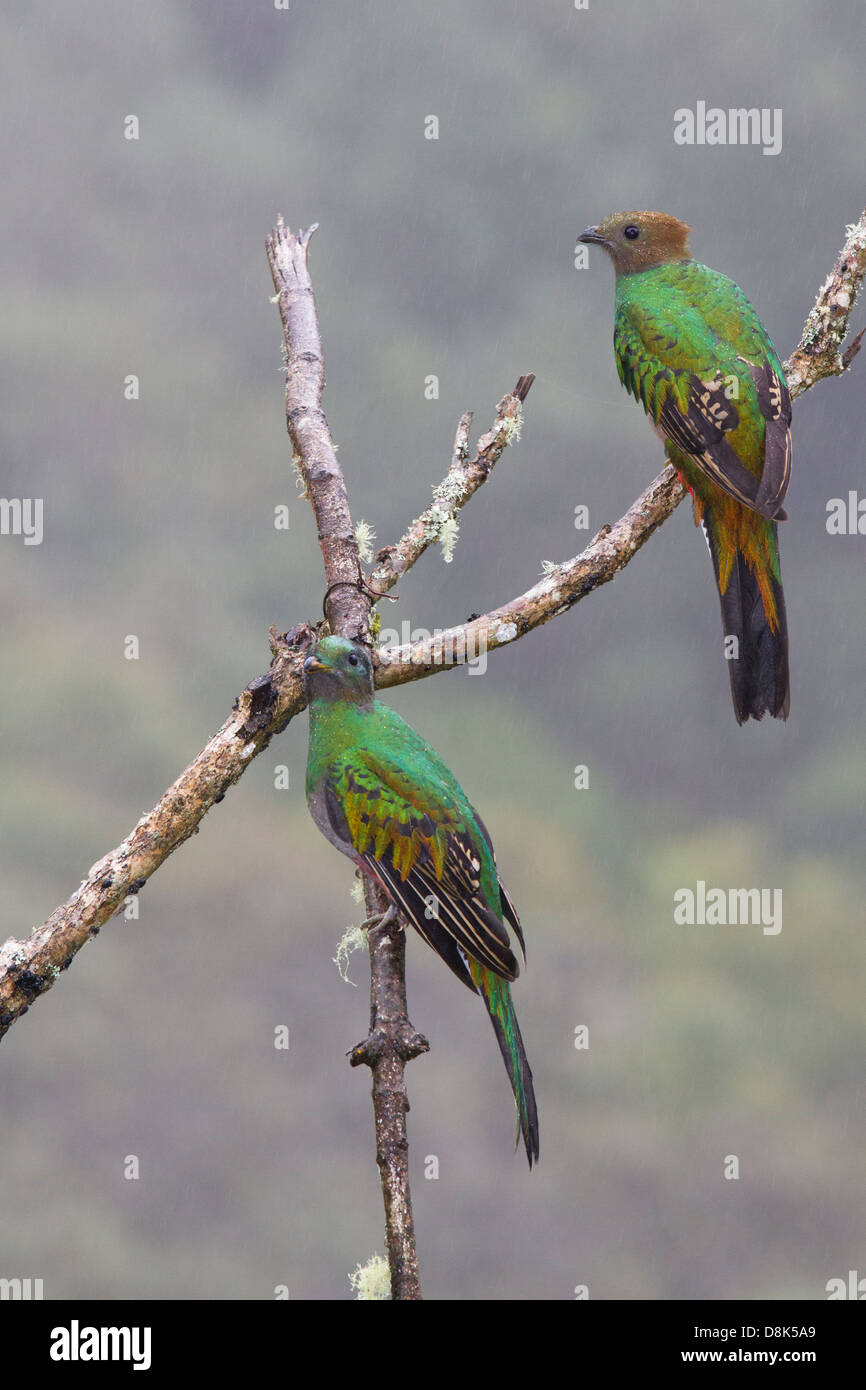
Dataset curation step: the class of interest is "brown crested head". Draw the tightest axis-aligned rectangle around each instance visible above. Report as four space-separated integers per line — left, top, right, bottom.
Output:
578 211 692 275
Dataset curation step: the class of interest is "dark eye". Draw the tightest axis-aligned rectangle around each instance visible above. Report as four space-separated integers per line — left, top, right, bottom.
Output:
624 225 640 240
348 652 359 667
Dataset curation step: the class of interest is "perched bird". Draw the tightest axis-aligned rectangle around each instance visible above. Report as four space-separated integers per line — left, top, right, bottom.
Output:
579 211 792 723
303 635 539 1166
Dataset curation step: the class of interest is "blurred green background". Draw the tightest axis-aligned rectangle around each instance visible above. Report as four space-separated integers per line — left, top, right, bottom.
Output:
1 0 864 1300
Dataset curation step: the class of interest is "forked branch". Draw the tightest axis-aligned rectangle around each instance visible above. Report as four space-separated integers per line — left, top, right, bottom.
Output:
3 206 864 1300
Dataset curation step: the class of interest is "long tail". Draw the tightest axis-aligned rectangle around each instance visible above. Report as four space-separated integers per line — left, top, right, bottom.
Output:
470 961 539 1167
703 510 790 724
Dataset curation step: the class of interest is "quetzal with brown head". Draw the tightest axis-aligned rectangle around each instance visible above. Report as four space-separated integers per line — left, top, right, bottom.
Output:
303 635 539 1166
580 211 792 723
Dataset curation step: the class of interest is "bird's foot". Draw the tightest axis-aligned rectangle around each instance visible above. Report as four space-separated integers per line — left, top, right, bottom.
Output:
360 901 400 934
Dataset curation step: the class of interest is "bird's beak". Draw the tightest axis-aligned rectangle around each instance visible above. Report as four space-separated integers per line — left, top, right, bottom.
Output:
303 654 329 673
578 225 607 246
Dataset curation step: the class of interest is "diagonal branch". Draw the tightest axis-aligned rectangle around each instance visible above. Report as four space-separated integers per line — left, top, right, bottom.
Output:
376 462 685 684
0 626 313 1040
785 210 866 394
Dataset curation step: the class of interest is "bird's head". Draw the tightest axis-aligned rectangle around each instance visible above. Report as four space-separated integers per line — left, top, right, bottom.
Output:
303 635 375 704
579 210 692 275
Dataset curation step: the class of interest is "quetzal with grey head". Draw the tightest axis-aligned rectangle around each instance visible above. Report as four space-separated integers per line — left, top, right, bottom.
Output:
303 635 539 1166
580 211 792 723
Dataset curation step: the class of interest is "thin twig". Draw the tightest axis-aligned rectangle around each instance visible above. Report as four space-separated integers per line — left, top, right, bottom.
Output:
368 374 535 593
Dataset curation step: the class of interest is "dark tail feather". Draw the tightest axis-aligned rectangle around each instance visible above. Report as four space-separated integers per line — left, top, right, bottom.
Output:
473 964 539 1167
705 521 790 724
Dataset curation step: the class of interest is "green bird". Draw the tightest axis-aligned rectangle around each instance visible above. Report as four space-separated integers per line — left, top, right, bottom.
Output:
579 211 792 723
303 635 539 1166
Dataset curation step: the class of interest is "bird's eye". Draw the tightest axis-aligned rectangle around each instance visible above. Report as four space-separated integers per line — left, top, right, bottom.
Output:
624 225 640 240
348 652 359 667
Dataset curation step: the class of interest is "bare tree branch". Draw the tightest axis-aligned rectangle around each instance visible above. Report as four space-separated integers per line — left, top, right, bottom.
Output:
785 210 866 394
4 213 864 1284
5 210 862 1028
266 220 370 642
5 211 863 1020
0 366 534 1041
267 220 428 1299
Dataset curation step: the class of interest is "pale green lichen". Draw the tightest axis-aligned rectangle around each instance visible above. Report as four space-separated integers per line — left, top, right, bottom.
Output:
420 494 461 564
844 219 866 248
539 560 559 577
437 515 460 563
334 923 366 985
433 473 467 509
349 1254 392 1300
501 402 524 445
355 520 377 564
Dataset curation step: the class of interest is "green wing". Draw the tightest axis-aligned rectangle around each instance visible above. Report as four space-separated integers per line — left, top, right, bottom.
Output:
614 277 791 520
324 746 522 986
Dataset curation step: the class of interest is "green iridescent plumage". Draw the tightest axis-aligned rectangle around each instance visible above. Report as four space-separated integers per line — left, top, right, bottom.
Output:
581 210 792 723
303 635 539 1166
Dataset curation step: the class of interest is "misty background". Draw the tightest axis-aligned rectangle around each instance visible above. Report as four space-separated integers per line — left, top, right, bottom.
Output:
1 0 864 1299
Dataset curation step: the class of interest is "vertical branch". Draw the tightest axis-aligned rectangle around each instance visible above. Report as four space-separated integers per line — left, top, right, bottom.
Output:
266 219 369 642
350 877 428 1301
266 219 424 1298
